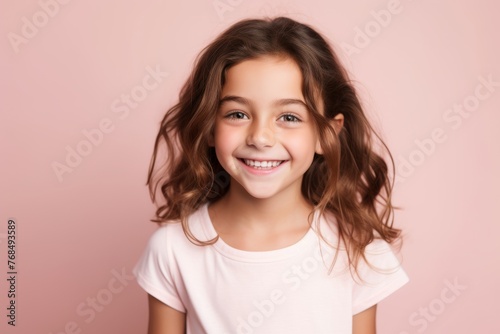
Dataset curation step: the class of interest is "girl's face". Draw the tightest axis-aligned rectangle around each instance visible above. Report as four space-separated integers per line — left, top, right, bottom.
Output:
210 55 323 201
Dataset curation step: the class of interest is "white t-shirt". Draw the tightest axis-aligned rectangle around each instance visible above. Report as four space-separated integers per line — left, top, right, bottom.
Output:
133 203 409 334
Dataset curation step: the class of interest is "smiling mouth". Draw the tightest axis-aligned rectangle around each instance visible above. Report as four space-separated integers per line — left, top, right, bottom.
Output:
239 159 286 169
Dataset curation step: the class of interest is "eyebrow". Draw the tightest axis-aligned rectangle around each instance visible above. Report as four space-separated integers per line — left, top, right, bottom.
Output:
218 95 308 109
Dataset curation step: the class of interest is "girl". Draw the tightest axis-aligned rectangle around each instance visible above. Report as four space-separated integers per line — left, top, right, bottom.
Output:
134 16 409 334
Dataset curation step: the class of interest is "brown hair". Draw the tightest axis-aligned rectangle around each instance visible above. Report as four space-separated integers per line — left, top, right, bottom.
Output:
147 16 401 275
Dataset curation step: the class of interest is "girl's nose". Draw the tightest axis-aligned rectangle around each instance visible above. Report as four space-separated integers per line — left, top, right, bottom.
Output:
246 121 275 148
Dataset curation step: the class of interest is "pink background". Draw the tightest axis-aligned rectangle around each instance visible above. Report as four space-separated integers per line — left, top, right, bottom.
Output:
1 0 499 333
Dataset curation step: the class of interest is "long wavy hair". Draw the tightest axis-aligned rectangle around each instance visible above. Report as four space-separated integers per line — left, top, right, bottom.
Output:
147 16 401 275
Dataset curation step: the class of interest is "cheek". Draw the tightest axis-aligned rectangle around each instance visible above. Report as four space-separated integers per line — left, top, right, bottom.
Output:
214 125 239 153
284 132 317 158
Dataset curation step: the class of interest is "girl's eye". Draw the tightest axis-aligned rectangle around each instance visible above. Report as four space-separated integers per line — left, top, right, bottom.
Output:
225 111 248 120
279 114 301 122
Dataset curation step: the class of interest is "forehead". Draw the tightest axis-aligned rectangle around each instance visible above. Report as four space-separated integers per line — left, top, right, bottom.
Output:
221 56 304 103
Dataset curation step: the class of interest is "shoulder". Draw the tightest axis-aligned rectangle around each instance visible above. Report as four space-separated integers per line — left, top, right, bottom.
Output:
134 223 185 277
318 210 404 270
317 209 408 282
133 204 212 279
143 203 213 253
359 237 405 277
148 222 184 246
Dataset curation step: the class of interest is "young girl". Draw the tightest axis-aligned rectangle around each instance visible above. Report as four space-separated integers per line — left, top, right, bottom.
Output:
134 16 409 334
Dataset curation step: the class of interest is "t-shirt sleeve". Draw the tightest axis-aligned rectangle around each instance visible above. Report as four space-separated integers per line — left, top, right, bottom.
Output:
352 238 409 315
133 226 186 313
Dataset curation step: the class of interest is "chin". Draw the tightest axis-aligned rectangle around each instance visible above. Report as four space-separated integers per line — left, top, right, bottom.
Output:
240 185 281 200
242 189 273 199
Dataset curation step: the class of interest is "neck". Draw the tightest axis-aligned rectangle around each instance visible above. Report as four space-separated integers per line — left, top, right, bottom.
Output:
214 181 314 232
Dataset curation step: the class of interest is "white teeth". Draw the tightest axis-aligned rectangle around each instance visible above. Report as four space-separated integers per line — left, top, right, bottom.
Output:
243 159 283 169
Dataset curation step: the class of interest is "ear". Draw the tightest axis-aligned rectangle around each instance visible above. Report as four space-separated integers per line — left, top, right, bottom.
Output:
331 113 344 133
315 138 324 155
315 113 344 155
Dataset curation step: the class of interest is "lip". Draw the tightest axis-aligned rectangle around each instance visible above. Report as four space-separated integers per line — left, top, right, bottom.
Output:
238 158 288 175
